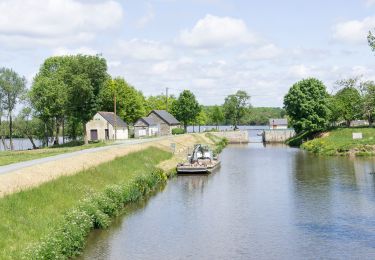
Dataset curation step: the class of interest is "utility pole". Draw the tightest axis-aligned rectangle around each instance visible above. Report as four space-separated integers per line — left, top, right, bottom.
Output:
114 92 117 140
166 87 169 111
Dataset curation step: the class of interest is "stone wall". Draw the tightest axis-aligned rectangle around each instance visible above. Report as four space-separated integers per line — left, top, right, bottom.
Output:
262 129 295 143
212 131 249 144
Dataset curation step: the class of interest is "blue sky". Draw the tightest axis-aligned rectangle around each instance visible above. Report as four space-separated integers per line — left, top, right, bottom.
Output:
1 0 375 107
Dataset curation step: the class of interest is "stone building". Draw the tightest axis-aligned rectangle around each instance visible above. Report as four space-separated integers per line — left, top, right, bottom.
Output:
134 116 159 138
86 111 128 141
146 110 181 136
269 118 288 130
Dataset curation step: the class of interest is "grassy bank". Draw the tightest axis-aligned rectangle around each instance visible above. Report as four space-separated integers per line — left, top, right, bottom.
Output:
0 141 110 166
0 147 172 259
301 127 375 156
205 133 228 154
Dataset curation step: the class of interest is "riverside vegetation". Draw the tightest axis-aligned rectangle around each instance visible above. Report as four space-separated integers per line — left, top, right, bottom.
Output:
301 127 375 156
1 135 227 259
0 147 171 259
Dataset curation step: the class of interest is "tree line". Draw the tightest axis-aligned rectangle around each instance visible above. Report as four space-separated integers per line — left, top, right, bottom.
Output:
1 54 282 150
284 30 375 137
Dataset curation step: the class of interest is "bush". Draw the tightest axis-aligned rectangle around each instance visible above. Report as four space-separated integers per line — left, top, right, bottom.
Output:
23 169 169 259
172 128 185 135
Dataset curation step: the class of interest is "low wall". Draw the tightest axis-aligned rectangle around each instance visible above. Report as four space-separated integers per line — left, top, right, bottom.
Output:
212 131 249 144
263 129 295 143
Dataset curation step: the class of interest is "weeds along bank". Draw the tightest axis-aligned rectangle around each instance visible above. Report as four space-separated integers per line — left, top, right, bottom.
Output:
300 128 375 156
0 134 227 259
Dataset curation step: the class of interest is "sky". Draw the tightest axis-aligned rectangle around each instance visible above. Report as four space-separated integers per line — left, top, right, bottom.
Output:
1 0 375 107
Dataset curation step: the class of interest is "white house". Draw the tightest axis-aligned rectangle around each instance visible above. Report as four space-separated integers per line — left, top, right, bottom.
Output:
269 118 288 130
86 111 128 141
134 116 159 138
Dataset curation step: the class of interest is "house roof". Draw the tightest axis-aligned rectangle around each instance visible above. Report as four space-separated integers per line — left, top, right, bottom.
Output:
135 116 157 126
98 111 127 128
149 110 180 125
269 118 288 125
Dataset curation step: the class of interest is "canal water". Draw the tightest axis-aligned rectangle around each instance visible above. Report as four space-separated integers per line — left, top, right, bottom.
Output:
80 144 375 260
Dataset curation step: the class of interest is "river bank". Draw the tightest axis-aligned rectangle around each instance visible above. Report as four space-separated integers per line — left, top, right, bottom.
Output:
301 128 375 156
0 133 225 259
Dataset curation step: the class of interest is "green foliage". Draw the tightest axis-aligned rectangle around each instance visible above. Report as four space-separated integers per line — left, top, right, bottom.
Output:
301 127 375 156
209 105 224 128
223 90 250 129
145 94 176 114
285 131 316 147
0 67 27 150
0 147 172 259
23 169 169 259
14 107 42 149
99 77 146 124
30 55 109 144
172 128 185 135
195 109 208 126
244 107 285 125
205 133 228 155
284 78 330 134
333 86 362 125
362 80 375 124
171 90 200 131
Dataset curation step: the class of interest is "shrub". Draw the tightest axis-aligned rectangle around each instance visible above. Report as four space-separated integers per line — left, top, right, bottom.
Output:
23 169 169 259
172 128 185 135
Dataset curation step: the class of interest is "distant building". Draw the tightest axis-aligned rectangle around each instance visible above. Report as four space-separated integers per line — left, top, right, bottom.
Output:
134 116 159 138
146 110 181 136
269 118 288 130
86 111 128 141
350 120 369 127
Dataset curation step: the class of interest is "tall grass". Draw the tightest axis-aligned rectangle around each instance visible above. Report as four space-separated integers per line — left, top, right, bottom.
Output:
0 147 172 259
205 133 228 155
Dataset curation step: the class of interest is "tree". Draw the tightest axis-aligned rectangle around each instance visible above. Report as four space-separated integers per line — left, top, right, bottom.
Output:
14 107 42 149
145 94 176 114
333 87 362 126
0 68 26 150
361 81 375 125
210 105 224 129
284 78 330 134
30 57 68 145
99 77 146 125
195 109 208 132
171 90 200 132
223 90 250 129
368 30 375 52
31 55 108 145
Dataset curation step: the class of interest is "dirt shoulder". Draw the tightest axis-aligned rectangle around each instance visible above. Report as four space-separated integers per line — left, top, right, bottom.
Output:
0 134 213 198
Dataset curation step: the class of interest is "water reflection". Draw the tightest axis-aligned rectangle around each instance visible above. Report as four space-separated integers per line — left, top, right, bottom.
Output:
81 144 375 260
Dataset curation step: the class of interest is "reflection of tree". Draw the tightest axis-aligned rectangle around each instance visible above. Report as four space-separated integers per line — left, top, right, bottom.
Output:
180 175 210 194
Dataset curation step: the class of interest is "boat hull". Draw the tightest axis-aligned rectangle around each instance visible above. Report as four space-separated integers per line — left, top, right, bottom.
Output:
177 161 220 174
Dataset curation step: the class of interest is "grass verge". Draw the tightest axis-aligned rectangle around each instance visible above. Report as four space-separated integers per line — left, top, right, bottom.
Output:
0 147 172 259
301 127 375 156
205 133 228 155
0 141 110 166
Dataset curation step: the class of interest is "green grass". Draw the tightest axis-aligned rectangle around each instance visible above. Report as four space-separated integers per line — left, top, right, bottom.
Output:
0 147 172 259
301 127 375 156
0 141 110 166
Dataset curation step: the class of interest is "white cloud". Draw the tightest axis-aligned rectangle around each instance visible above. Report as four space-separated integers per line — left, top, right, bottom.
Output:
179 14 259 48
0 0 123 47
288 64 313 78
136 3 155 28
241 44 283 60
115 39 173 61
365 0 375 6
332 16 375 44
52 46 98 56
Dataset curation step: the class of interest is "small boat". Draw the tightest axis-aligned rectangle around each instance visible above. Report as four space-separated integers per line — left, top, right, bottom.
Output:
177 144 221 174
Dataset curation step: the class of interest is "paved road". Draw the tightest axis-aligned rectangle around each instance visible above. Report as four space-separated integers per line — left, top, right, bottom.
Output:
0 136 171 175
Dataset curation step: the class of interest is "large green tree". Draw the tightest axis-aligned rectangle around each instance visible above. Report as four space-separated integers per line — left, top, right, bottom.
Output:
223 90 250 129
284 78 330 134
171 90 200 132
210 105 224 129
31 55 108 144
145 94 176 114
333 86 362 126
99 77 146 125
361 80 375 125
0 68 26 150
